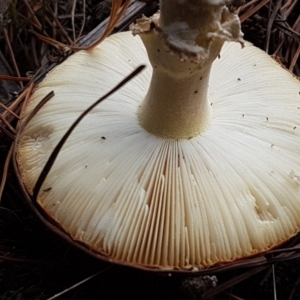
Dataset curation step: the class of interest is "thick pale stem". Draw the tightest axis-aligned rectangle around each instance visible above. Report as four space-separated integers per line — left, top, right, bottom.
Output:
138 35 222 139
131 0 243 139
139 69 213 139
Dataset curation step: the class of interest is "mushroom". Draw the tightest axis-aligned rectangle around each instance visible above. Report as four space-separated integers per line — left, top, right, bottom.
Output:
15 0 300 271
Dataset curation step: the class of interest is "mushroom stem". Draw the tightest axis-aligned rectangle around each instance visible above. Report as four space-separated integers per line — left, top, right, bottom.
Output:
132 0 243 139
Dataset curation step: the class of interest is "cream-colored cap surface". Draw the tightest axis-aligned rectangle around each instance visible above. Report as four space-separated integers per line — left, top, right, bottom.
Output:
17 32 300 270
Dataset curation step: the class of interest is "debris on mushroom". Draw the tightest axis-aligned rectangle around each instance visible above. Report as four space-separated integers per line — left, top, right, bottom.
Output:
15 0 300 271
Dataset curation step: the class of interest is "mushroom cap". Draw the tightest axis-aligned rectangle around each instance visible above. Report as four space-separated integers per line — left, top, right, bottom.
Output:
16 32 300 271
